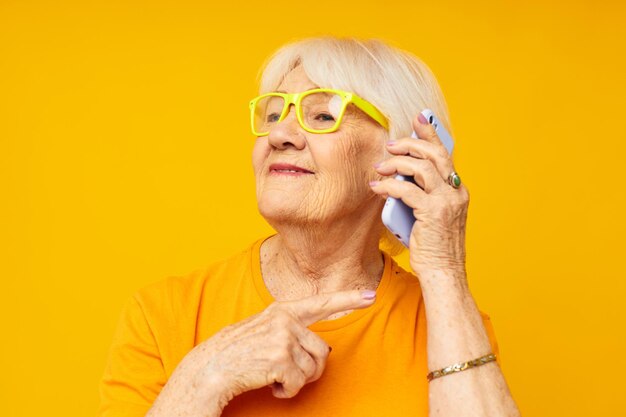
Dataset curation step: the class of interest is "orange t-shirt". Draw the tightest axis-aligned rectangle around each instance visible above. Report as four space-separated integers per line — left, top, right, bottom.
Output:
98 235 500 417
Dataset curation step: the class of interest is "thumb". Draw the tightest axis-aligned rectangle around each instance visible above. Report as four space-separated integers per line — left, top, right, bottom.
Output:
285 290 376 327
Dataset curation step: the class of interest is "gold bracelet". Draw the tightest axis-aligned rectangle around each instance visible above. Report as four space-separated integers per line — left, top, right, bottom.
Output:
426 353 497 382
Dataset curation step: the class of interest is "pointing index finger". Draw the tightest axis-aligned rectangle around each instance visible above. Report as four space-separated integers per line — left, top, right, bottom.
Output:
285 290 376 326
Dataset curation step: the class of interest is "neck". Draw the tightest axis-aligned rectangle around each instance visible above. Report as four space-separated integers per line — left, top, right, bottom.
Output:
260 206 386 301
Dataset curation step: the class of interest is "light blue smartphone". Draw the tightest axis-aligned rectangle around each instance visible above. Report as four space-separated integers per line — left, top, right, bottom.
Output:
380 109 455 247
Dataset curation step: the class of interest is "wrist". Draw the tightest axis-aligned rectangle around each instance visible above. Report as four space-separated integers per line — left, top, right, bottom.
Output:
410 257 466 280
415 268 471 300
147 368 231 417
193 366 236 413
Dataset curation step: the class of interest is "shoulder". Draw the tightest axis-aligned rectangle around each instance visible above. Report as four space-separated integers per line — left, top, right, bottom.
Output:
130 238 261 316
132 266 208 311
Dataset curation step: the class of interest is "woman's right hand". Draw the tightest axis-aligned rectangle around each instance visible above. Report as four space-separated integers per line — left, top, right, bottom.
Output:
146 290 376 417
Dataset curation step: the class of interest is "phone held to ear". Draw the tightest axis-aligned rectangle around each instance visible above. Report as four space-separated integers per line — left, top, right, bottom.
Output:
381 109 455 248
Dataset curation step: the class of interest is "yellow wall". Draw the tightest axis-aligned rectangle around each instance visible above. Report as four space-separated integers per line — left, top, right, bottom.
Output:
1 1 624 416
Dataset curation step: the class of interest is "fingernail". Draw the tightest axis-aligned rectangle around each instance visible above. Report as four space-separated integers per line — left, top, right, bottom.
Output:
373 161 382 168
418 113 428 125
386 140 397 146
369 181 379 187
361 290 377 300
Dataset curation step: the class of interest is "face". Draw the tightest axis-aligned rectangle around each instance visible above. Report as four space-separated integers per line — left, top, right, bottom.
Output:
252 65 388 227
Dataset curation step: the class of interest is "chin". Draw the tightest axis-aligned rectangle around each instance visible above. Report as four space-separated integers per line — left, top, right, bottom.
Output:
257 192 336 227
258 192 305 223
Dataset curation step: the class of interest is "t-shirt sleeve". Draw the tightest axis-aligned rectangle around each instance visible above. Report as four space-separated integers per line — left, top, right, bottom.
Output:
98 294 167 417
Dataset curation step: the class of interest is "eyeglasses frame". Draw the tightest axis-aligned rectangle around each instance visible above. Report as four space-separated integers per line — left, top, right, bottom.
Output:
249 88 389 136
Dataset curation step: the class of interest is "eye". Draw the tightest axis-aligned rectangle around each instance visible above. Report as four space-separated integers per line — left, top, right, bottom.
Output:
266 112 281 123
315 113 335 122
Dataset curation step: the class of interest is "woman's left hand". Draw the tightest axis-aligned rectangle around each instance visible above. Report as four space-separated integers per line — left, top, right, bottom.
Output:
370 113 469 281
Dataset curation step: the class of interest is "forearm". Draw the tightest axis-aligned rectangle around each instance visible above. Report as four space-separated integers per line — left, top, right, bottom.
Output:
146 366 231 417
418 269 521 417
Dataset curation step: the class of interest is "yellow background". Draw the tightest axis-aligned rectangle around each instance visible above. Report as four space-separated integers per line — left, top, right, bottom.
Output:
1 1 624 416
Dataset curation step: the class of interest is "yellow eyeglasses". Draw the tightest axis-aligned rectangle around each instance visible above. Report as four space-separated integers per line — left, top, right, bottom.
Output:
249 88 389 136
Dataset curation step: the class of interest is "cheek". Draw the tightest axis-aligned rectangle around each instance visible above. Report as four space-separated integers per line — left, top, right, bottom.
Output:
336 129 386 185
314 128 385 200
252 138 270 176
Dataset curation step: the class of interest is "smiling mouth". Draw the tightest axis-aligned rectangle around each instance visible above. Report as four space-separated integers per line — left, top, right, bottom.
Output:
269 163 314 175
272 169 311 173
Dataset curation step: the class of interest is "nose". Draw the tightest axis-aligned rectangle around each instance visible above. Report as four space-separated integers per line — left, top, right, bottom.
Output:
266 105 306 150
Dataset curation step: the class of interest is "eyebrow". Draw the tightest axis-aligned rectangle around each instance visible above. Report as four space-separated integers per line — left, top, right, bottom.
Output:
275 87 320 94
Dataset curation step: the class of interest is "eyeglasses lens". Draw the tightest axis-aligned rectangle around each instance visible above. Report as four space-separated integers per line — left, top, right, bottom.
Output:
300 92 343 131
254 95 284 135
254 92 344 134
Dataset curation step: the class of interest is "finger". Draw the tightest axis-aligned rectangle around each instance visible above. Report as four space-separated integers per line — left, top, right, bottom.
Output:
271 365 307 399
413 113 448 151
291 344 319 383
375 155 445 193
292 326 330 382
385 137 454 182
369 177 426 210
284 290 376 327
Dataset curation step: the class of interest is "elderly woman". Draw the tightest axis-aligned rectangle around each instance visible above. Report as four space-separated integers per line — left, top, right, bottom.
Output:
99 37 521 417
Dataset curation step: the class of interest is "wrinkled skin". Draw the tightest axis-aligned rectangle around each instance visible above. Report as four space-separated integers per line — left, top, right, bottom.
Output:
252 65 388 230
371 117 470 277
